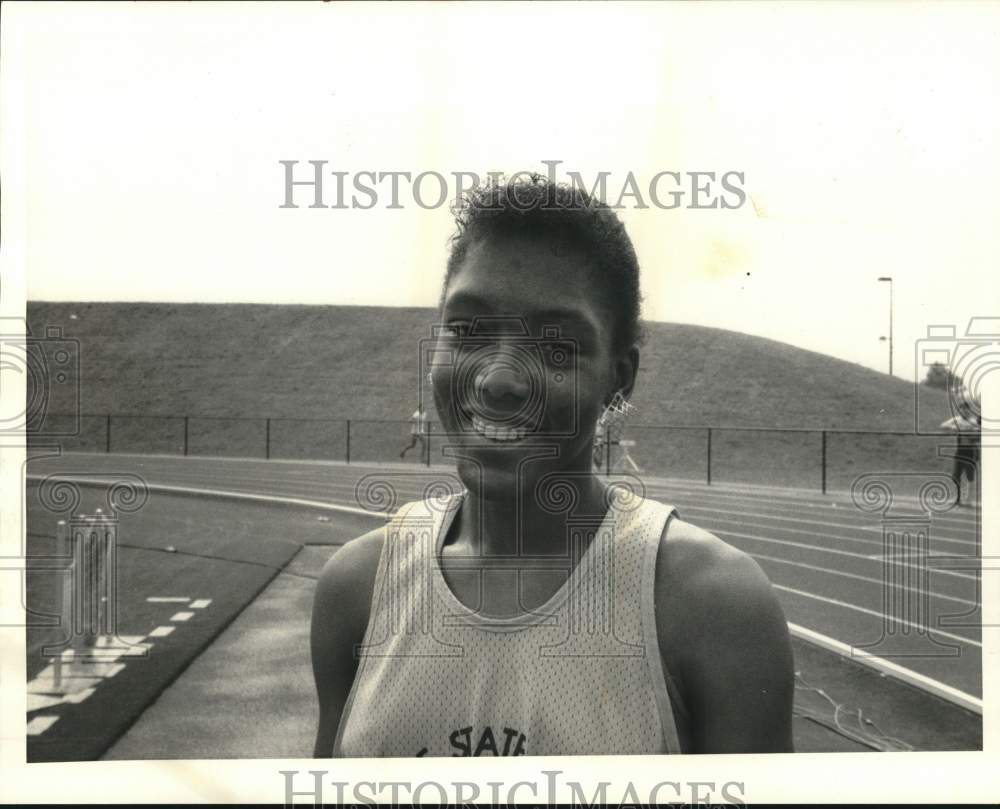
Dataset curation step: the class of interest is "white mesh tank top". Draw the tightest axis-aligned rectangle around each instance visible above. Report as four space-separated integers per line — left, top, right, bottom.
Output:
333 489 686 757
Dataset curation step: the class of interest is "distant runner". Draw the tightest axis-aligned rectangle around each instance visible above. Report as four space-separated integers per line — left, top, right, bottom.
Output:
399 406 430 464
946 414 981 507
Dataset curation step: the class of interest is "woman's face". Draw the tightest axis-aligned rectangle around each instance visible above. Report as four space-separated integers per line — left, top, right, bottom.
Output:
432 230 631 501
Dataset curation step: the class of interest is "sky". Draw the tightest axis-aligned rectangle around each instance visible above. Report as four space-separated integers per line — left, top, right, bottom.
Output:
8 2 1000 382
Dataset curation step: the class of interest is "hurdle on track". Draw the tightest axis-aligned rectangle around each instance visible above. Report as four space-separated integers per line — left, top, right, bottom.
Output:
51 509 119 688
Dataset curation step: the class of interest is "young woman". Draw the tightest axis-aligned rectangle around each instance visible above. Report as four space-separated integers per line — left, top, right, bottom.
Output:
311 176 794 757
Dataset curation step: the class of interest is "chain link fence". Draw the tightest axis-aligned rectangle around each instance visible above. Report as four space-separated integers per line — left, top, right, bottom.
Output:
28 414 974 494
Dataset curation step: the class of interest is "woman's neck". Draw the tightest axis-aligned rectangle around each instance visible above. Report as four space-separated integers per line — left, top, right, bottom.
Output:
452 473 610 557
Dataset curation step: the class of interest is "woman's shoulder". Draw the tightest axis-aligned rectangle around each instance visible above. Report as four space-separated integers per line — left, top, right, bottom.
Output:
314 525 386 609
655 514 787 657
313 493 459 617
658 516 769 598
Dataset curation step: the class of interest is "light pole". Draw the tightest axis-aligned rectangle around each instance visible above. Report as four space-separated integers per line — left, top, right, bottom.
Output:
877 276 893 376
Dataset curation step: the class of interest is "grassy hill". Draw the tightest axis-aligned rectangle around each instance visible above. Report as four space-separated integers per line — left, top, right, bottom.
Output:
27 301 948 426
26 302 958 491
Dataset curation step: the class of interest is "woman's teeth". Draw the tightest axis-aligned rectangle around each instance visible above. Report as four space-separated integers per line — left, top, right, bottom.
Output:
472 416 527 442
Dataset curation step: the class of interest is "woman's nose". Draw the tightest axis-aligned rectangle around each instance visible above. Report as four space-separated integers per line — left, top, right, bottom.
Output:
474 352 531 412
477 365 530 400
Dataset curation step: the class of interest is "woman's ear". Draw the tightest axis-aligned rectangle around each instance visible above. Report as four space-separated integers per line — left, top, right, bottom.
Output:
614 346 640 400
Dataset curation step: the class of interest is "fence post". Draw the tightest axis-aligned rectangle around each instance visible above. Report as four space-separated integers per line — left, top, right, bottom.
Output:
425 422 432 467
105 414 112 454
345 420 351 464
706 428 713 485
265 418 271 460
183 416 189 456
821 430 827 494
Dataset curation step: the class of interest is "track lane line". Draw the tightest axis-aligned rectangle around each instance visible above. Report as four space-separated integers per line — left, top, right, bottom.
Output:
25 474 393 521
28 458 985 713
30 460 980 548
750 553 979 607
690 512 975 554
715 529 979 581
34 452 983 527
787 623 982 715
775 584 980 647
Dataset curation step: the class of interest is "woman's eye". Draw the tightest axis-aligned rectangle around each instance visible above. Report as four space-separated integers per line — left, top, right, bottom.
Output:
443 322 471 338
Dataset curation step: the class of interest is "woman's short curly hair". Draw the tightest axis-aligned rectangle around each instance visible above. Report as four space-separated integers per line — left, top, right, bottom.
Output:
443 173 645 355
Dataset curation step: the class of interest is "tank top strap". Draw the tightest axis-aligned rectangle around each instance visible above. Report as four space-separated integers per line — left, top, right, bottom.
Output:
331 497 453 756
635 499 691 752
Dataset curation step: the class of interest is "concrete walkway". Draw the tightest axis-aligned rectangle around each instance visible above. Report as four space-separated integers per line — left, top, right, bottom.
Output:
102 543 889 758
103 546 330 759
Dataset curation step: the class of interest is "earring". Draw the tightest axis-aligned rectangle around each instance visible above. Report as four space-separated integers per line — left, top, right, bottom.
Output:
597 391 634 429
594 391 633 471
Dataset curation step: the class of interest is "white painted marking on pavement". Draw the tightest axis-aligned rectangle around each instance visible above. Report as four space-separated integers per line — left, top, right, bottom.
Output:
65 687 99 704
719 529 977 581
28 670 103 694
149 626 175 637
28 658 128 700
27 716 59 735
776 584 981 647
788 622 983 715
25 472 387 520
170 611 195 622
27 694 65 712
89 635 148 651
683 503 977 548
147 597 191 603
115 642 153 657
751 552 979 607
189 599 212 609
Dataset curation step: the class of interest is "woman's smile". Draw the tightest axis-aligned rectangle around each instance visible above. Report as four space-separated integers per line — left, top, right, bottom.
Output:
470 415 529 442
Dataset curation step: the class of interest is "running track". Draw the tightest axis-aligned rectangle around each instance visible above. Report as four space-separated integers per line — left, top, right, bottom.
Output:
26 451 984 705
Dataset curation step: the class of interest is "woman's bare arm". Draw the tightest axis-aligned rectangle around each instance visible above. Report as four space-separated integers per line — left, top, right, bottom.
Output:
310 527 385 757
657 519 795 754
